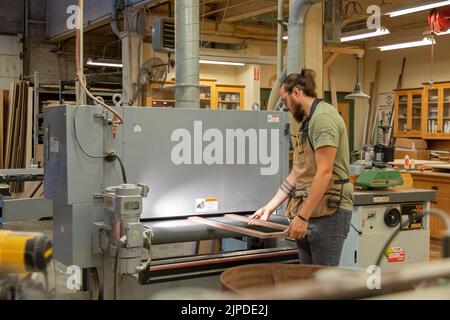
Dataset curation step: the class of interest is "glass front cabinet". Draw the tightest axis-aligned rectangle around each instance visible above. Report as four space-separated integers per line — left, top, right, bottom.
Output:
423 82 450 139
394 89 423 138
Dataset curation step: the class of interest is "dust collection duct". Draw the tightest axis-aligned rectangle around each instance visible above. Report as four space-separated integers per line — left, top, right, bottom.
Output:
268 0 321 110
175 0 200 108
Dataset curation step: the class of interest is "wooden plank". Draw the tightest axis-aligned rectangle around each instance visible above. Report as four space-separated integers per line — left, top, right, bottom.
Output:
188 216 287 239
0 90 3 168
366 60 381 145
324 52 339 70
25 86 33 176
329 67 338 108
21 181 42 198
5 81 15 168
224 214 288 231
431 165 450 173
324 46 365 56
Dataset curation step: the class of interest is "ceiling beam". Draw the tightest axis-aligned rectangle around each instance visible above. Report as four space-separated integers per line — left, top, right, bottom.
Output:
201 0 259 18
223 1 279 22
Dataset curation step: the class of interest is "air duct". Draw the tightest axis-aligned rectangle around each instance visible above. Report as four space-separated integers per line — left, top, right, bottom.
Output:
175 0 200 108
268 0 320 110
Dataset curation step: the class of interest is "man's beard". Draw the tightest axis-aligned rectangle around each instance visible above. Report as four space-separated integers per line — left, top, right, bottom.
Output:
292 103 305 123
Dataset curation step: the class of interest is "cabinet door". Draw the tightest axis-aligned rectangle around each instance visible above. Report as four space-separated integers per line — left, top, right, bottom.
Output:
394 92 409 137
216 86 244 110
412 177 450 239
410 90 422 136
200 84 212 109
424 87 440 137
443 86 450 134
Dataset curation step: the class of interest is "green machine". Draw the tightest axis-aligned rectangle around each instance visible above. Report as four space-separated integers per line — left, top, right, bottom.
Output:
356 124 404 189
356 166 403 189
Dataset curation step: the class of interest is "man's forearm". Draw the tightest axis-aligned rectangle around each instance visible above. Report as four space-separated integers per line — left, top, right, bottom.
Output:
298 170 333 219
266 171 297 211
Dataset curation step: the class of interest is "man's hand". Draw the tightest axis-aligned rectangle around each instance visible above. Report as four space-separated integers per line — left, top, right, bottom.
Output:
286 216 309 239
250 207 273 221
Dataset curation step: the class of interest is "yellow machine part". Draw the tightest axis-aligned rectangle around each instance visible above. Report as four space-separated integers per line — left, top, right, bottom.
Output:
0 230 52 273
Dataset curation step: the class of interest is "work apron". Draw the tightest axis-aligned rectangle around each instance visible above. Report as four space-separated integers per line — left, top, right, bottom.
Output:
285 99 349 220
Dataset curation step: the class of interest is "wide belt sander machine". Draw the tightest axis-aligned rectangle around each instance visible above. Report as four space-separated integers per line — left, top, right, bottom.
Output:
44 106 297 299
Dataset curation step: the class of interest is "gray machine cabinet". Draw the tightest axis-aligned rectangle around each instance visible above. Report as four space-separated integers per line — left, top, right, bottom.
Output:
120 108 290 219
45 105 289 219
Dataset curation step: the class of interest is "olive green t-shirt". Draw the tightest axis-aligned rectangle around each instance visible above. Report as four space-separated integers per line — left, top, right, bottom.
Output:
308 101 353 212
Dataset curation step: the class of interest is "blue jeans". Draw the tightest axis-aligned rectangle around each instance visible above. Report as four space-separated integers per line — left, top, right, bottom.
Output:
296 208 352 266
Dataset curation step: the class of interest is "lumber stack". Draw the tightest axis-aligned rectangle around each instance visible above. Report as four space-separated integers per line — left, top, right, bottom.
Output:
1 81 33 193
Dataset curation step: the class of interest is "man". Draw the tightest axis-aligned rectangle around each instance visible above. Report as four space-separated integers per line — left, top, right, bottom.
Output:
250 69 353 266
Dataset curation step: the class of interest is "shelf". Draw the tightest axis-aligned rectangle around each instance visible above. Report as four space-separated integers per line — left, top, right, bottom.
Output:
428 117 438 120
219 100 240 103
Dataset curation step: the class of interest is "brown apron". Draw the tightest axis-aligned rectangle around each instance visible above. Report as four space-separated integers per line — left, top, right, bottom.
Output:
285 99 349 220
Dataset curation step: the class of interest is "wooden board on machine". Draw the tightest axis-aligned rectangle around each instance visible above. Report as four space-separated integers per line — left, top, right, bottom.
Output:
431 164 450 173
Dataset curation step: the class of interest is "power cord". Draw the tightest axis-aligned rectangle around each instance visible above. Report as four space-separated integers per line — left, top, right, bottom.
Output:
105 153 128 184
73 106 128 184
73 105 105 159
351 223 363 235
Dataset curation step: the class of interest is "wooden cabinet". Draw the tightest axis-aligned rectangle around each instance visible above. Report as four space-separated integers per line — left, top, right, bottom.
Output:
199 79 217 109
393 89 423 138
411 172 450 239
215 85 245 110
145 79 217 108
422 82 450 139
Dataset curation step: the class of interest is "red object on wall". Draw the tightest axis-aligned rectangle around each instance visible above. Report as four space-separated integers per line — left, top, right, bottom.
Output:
428 6 450 33
253 65 260 81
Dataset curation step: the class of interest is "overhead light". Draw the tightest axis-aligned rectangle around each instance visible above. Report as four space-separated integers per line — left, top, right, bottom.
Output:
199 60 245 66
282 35 288 40
378 37 436 51
341 28 390 42
345 56 371 100
86 58 123 68
386 1 450 17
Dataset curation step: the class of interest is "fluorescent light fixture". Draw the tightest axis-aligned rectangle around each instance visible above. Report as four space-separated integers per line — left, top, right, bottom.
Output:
341 28 390 42
387 1 450 17
282 35 288 40
199 59 245 66
86 58 123 68
378 37 436 51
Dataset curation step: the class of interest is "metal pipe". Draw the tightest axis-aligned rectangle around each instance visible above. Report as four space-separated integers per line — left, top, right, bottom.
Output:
267 0 320 110
175 0 200 108
111 1 121 38
267 68 287 110
277 0 284 77
75 0 124 123
287 0 320 74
